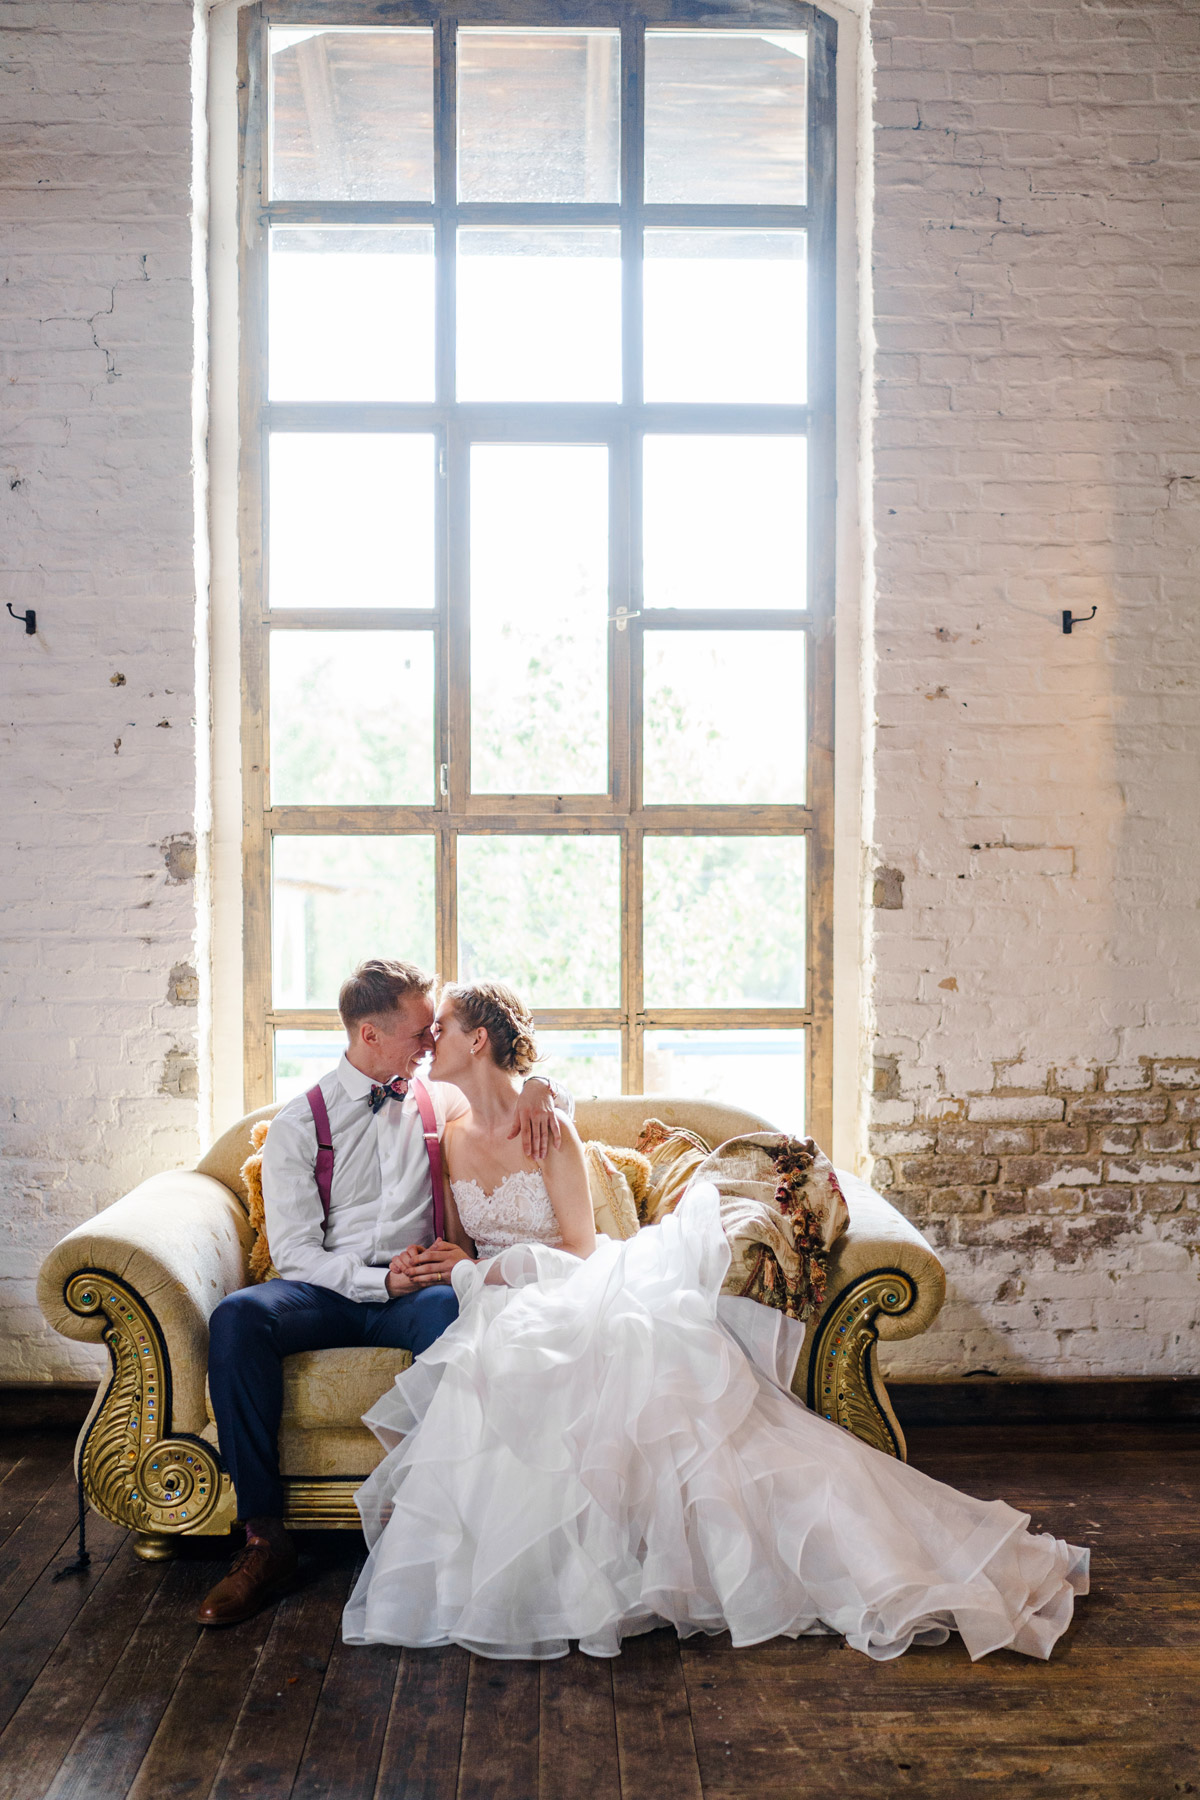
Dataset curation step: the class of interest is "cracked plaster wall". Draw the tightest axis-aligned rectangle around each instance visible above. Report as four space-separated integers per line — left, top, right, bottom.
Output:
0 1 202 1381
869 0 1200 1377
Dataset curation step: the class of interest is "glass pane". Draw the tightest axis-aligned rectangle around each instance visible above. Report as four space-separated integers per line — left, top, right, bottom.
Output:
642 437 806 610
269 228 434 403
643 632 806 805
457 230 621 402
471 445 608 796
269 435 435 610
643 836 806 1007
273 837 435 1009
457 836 620 1007
458 30 619 202
531 1030 622 1099
644 1030 806 1134
644 31 807 205
274 1029 344 1105
271 632 434 806
644 231 806 405
269 27 434 202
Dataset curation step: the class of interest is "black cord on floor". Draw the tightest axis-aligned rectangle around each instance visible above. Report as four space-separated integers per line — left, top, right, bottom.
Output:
53 1464 92 1580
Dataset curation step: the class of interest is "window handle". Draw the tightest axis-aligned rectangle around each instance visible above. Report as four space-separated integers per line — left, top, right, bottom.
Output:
439 762 449 796
608 607 641 632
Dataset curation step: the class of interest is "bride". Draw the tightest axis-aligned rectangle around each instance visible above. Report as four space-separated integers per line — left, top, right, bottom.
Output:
342 979 1088 1663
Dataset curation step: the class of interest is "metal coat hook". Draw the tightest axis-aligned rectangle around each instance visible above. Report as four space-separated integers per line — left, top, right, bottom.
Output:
1061 606 1097 635
6 603 36 635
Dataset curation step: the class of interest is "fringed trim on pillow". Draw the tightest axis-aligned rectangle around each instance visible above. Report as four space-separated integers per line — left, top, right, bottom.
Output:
239 1121 280 1283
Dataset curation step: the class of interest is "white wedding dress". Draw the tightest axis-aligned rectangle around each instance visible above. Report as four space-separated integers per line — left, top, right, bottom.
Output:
342 1174 1088 1662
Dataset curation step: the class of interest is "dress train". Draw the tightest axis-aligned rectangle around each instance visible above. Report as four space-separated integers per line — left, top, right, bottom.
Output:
343 1184 1088 1661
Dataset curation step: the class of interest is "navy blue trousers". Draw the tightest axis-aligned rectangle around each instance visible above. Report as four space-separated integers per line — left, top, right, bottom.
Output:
208 1279 459 1520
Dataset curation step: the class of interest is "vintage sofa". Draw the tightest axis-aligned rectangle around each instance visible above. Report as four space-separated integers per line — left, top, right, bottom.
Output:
38 1097 945 1563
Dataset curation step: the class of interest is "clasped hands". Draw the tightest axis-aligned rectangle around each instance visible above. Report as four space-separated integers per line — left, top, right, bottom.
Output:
386 1239 472 1295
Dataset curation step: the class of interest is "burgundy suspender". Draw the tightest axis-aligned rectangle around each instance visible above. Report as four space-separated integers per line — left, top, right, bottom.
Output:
305 1078 443 1238
307 1083 335 1223
410 1078 446 1241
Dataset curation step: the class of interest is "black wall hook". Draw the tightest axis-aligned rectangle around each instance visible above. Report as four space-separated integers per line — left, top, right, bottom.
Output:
6 603 36 635
1062 606 1097 635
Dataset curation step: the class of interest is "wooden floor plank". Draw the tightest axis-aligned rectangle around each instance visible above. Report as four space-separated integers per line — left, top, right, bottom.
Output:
0 1468 100 1632
538 1654 620 1800
681 1633 1200 1798
0 1438 28 1485
0 1436 74 1558
291 1556 400 1800
0 1535 163 1800
374 1645 469 1800
458 1655 540 1800
41 1556 214 1800
207 1540 355 1800
125 1580 275 1800
612 1629 702 1800
0 1422 1191 1800
0 1510 133 1737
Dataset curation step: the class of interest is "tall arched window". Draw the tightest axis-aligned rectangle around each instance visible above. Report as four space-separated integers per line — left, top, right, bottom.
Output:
239 2 836 1138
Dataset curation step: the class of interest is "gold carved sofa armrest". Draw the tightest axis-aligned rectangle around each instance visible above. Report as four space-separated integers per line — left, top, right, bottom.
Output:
37 1171 253 1543
791 1168 946 1461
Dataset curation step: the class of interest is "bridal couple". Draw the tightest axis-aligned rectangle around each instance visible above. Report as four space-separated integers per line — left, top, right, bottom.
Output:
199 958 1088 1661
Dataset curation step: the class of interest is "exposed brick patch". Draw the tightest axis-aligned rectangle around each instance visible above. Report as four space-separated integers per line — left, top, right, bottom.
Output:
878 1062 1200 1234
984 1127 1034 1155
966 1097 1065 1124
875 1059 1200 1376
1069 1096 1169 1126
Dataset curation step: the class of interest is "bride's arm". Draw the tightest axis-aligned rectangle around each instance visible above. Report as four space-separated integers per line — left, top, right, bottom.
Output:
541 1115 596 1260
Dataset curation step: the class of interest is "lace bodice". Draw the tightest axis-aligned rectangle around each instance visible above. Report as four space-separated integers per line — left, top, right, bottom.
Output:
451 1169 564 1258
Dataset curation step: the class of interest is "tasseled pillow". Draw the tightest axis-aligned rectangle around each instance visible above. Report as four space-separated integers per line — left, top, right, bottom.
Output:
239 1121 280 1283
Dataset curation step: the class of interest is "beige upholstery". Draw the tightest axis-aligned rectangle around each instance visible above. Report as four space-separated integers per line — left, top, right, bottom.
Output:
38 1171 254 1437
197 1102 280 1206
39 1094 946 1535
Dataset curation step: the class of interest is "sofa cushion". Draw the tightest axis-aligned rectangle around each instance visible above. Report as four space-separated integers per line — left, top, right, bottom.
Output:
636 1120 713 1224
197 1103 281 1208
574 1096 772 1151
697 1135 851 1322
206 1345 412 1433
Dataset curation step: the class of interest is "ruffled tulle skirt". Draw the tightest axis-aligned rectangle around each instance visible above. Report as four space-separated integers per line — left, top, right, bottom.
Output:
343 1185 1088 1661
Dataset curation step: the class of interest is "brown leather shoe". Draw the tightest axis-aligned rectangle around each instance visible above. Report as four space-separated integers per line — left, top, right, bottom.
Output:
197 1528 298 1626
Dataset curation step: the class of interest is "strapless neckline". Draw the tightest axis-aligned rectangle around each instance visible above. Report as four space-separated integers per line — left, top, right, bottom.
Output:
452 1171 541 1205
450 1167 564 1255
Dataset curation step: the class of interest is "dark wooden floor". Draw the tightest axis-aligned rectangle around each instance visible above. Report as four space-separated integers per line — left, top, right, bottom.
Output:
0 1425 1195 1800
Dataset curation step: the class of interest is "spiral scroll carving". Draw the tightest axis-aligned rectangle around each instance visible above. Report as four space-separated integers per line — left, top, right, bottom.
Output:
65 1272 235 1537
806 1270 916 1461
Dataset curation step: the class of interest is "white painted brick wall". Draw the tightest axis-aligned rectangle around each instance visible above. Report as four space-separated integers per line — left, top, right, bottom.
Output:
870 0 1200 1377
0 1 201 1381
2 0 1198 1387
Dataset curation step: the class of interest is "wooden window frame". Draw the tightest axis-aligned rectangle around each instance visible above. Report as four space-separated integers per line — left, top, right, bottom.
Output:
238 0 836 1142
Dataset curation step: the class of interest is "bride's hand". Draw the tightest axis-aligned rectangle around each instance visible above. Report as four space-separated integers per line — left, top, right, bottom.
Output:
408 1239 474 1286
510 1078 562 1161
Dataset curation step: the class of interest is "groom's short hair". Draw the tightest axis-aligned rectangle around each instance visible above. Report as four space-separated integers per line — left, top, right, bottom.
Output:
338 959 437 1032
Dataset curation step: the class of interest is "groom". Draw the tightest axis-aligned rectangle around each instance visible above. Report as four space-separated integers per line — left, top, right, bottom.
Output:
198 957 572 1627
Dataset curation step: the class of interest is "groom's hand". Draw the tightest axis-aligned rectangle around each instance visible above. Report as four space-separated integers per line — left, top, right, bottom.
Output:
408 1239 472 1285
511 1077 562 1161
385 1257 418 1298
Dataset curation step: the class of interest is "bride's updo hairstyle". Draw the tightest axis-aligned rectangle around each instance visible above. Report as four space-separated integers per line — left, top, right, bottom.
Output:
444 979 538 1076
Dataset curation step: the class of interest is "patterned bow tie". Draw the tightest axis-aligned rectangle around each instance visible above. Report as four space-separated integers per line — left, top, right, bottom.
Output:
369 1077 410 1114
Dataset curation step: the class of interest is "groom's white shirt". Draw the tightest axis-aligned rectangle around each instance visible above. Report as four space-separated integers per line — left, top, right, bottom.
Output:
261 1055 572 1303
